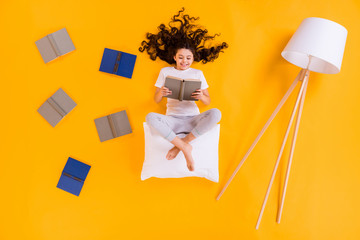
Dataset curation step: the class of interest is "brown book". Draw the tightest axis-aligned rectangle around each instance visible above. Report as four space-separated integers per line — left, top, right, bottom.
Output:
164 76 201 101
35 28 75 63
37 88 77 127
94 110 132 142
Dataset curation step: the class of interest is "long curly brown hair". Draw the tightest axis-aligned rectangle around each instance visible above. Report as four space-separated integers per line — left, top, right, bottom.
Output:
139 8 228 64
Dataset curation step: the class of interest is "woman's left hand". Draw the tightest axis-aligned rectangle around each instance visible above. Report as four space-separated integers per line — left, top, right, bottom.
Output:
191 89 204 100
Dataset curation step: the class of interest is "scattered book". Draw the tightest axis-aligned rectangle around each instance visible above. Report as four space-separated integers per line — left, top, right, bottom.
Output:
38 88 77 127
57 157 91 196
94 110 132 142
99 48 137 79
164 76 201 101
35 28 75 63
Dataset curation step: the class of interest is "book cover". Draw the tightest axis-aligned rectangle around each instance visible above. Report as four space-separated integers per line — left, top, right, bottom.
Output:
35 28 75 63
99 48 137 79
37 88 77 127
94 110 132 142
164 76 201 101
182 80 202 101
57 157 91 196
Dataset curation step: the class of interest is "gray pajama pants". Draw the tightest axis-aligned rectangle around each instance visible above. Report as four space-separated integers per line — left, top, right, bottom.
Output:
146 108 222 141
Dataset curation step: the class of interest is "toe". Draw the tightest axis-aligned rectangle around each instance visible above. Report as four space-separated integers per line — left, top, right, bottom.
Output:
188 163 194 171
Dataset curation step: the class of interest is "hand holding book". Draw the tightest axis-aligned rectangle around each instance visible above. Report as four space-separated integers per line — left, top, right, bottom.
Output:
162 87 202 100
191 89 204 100
160 86 172 97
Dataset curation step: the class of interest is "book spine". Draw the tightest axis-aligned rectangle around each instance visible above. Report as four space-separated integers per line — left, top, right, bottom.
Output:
63 172 84 182
113 52 122 74
179 80 185 101
47 97 67 117
107 115 118 138
47 34 61 57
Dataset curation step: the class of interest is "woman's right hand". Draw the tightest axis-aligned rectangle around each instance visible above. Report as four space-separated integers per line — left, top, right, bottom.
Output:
160 86 172 96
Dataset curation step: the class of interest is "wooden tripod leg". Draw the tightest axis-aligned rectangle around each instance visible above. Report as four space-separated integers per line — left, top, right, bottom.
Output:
216 69 306 201
255 72 309 230
277 72 309 224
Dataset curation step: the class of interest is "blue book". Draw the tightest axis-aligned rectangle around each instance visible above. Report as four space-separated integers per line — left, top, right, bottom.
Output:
57 157 91 196
99 48 137 79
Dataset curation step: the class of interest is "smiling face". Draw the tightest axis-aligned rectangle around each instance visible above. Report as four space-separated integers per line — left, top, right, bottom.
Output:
174 48 194 70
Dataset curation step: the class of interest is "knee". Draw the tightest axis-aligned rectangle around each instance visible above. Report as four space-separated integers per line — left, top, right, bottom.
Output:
209 108 222 123
146 112 157 124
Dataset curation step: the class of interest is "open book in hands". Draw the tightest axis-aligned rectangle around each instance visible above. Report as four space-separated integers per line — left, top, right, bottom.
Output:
164 76 201 101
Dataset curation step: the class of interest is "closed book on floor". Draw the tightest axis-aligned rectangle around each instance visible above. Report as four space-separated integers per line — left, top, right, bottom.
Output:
57 157 91 196
35 28 75 63
99 48 137 79
164 76 201 101
94 110 132 142
37 88 77 127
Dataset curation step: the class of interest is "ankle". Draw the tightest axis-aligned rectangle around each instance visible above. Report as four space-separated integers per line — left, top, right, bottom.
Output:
181 142 192 152
183 133 196 143
171 137 187 150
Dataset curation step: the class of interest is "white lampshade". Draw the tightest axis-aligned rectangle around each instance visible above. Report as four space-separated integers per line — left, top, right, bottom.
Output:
281 17 347 74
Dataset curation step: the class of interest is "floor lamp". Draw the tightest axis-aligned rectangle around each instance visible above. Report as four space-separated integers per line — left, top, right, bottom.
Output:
216 17 347 229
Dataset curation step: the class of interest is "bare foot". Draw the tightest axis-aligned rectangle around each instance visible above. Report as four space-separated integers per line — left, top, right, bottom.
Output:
166 146 181 160
170 137 195 171
181 143 194 171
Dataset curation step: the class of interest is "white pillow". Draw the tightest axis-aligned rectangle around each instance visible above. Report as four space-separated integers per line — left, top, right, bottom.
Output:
141 122 220 182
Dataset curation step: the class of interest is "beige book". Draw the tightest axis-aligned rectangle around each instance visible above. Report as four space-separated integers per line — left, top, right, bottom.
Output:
94 110 132 142
35 28 75 63
164 76 201 101
37 88 77 127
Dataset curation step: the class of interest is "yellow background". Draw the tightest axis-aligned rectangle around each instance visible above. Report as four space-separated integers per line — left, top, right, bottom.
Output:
1 0 360 239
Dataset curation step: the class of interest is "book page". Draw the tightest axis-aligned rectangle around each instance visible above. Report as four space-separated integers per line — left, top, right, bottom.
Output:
183 78 199 82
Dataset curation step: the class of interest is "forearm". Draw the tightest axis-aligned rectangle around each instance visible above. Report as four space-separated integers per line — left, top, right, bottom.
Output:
200 95 211 105
154 90 163 103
